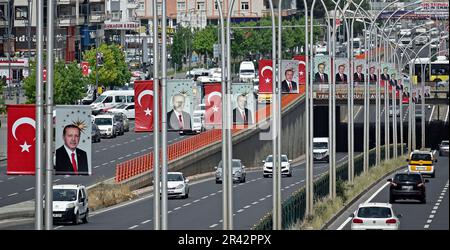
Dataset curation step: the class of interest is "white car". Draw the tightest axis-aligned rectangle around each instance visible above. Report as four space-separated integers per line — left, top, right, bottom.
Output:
163 172 190 199
108 103 135 119
350 203 401 230
313 137 329 162
52 184 89 224
263 154 292 178
93 114 116 138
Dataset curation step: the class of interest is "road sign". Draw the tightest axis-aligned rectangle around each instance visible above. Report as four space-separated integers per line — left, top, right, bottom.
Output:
213 43 221 58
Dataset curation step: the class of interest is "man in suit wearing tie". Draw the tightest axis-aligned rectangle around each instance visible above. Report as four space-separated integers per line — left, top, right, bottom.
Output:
353 64 365 85
381 67 390 81
281 68 298 93
389 73 401 90
55 124 89 175
167 94 192 130
369 66 377 85
233 94 253 125
335 64 348 84
314 63 329 84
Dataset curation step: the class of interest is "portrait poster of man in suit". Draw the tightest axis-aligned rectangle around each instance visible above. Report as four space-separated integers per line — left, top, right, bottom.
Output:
369 65 377 85
335 63 348 85
313 55 330 91
166 80 195 131
314 63 329 84
281 60 299 94
233 94 253 126
353 63 365 86
55 106 92 175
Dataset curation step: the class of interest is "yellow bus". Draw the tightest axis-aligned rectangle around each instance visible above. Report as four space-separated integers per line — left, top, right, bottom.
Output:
410 56 449 84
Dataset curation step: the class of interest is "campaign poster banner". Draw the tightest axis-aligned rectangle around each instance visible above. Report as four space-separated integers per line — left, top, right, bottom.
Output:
281 60 299 94
353 59 366 86
166 79 195 131
334 58 349 85
232 83 255 127
55 106 92 176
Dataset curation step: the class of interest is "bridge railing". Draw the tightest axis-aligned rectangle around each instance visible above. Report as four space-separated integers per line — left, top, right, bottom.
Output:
252 144 406 230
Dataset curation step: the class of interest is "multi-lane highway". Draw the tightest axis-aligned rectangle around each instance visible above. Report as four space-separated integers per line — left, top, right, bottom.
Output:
3 154 351 230
352 104 440 124
0 121 184 207
332 155 449 230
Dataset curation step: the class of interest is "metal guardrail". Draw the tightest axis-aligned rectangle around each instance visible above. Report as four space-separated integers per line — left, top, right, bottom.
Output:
252 144 406 230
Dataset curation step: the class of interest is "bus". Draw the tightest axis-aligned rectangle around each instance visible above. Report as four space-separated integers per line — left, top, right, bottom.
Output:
408 56 449 84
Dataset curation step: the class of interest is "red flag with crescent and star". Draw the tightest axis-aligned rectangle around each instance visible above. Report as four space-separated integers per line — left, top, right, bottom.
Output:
204 83 222 127
7 104 36 175
81 61 89 76
293 55 306 85
258 59 273 94
134 80 159 132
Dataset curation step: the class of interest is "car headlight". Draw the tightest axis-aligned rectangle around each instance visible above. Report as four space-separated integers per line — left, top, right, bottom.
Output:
108 128 112 132
176 184 184 189
66 203 75 209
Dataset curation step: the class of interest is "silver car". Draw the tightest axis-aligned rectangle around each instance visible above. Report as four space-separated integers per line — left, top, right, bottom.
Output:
439 140 449 156
215 159 246 184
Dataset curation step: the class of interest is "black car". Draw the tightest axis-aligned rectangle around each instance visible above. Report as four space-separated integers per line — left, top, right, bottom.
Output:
388 172 429 204
91 123 101 143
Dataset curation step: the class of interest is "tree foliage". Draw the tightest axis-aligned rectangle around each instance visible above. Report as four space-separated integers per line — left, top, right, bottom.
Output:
23 60 88 104
192 25 217 62
171 27 193 69
83 43 131 89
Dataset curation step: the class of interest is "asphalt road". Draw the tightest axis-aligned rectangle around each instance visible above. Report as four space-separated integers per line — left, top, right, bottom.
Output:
0 121 184 208
3 153 350 230
352 104 434 124
337 155 449 230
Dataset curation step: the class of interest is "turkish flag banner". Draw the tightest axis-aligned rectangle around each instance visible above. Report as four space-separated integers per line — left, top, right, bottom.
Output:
134 80 157 132
43 68 47 81
7 104 36 175
81 61 89 76
204 83 222 127
293 55 306 85
258 59 273 94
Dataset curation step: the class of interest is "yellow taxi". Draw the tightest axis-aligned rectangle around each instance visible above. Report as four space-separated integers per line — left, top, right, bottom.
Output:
407 150 437 178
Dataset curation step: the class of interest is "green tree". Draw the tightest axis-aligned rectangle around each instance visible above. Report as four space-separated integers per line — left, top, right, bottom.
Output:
83 43 131 89
23 60 88 104
192 25 217 66
171 27 192 70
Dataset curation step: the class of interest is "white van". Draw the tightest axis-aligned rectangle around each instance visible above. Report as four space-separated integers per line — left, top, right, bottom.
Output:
52 184 89 224
313 137 329 162
239 61 256 82
90 90 134 112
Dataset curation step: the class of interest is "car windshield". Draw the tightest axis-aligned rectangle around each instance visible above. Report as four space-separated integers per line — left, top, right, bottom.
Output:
218 160 241 169
265 155 288 162
53 189 77 202
95 118 112 125
357 207 392 218
313 142 328 149
441 141 449 146
167 174 183 182
93 95 107 103
411 153 431 161
394 174 421 182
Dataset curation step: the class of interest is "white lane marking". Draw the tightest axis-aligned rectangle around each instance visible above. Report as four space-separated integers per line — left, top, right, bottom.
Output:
140 149 146 152
168 211 172 214
193 199 200 203
133 152 139 155
354 106 363 120
95 150 99 153
238 183 244 186
174 207 181 210
124 141 129 144
143 135 148 138
233 185 237 188
438 199 442 202
183 203 191 207
445 107 449 123
116 144 121 146
259 198 266 201
296 181 300 184
266 194 272 198
338 181 391 230
429 214 435 219
244 205 251 209
7 177 15 180
252 201 258 205
54 226 63 230
0 180 3 183
53 179 60 183
126 154 132 157
118 157 124 160
424 224 430 229
428 105 435 124
102 148 107 151
202 196 208 199
431 210 436 214
218 190 222 193
141 220 151 224
94 166 100 169
219 219 223 223
25 187 34 191
131 139 135 142
8 193 18 197
64 176 70 178
237 209 244 213
427 219 433 223
129 225 139 229
433 206 439 210
209 224 218 228
435 203 440 206
210 193 216 196
137 137 142 140
102 163 108 166
110 160 115 163
285 186 290 189
110 145 115 148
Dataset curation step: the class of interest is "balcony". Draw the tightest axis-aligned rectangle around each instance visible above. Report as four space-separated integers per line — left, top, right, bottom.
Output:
127 0 138 9
58 15 85 27
56 0 76 4
89 12 106 23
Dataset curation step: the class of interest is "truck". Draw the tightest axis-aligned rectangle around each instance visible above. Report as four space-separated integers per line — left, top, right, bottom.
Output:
239 61 256 82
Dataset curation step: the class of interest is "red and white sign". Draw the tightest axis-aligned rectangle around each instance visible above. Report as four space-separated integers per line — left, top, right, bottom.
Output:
7 105 36 175
81 61 89 76
293 55 306 85
258 59 273 94
104 22 140 30
204 83 222 126
134 80 158 132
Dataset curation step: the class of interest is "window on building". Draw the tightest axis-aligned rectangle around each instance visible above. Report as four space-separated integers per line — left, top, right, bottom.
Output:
111 11 121 20
214 1 222 9
197 2 205 10
177 1 186 10
241 2 249 10
15 6 28 20
0 5 7 20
